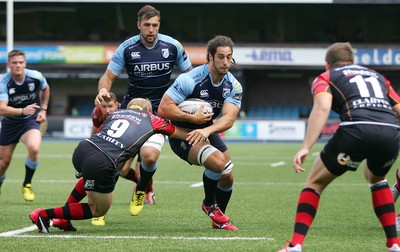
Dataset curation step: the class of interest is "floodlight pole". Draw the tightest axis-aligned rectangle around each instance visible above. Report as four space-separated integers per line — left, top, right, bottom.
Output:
6 0 14 72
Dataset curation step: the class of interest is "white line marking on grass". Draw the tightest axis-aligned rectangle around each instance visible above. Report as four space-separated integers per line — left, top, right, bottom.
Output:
190 182 204 188
0 225 38 237
0 225 273 241
7 234 273 241
270 161 285 167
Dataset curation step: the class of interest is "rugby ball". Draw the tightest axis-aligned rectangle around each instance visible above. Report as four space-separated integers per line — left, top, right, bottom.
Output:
178 98 213 114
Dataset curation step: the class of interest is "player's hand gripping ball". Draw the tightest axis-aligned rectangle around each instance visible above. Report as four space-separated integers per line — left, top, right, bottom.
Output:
178 98 213 114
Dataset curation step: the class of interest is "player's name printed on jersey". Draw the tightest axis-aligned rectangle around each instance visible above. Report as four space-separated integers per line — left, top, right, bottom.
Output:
95 132 125 149
110 110 145 125
178 98 213 115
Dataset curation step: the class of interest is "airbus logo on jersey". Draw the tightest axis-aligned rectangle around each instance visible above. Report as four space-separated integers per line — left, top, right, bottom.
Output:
133 63 171 74
9 93 37 103
131 52 141 59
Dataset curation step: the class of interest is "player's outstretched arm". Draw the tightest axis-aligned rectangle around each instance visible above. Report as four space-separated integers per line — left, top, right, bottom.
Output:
95 70 117 105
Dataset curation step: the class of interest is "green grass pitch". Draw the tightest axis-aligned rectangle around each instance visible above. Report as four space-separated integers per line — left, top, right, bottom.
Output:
0 140 399 251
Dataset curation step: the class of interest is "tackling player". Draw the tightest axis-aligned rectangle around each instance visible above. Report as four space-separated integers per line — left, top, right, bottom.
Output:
29 98 202 233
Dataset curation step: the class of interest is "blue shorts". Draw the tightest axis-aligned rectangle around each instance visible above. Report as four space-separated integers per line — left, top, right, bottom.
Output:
0 117 40 145
169 134 228 165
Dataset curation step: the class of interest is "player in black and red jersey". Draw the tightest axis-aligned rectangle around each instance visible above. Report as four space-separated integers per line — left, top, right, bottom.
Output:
29 98 199 233
279 42 400 252
50 95 156 229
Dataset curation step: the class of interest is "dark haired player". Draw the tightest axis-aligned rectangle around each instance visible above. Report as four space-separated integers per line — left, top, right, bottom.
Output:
158 35 242 230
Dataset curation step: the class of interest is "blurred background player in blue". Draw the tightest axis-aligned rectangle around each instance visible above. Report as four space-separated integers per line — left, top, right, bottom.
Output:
0 49 50 201
278 42 400 252
95 4 192 215
157 35 242 230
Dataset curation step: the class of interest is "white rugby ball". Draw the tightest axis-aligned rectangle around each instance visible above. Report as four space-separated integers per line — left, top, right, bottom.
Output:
178 98 213 114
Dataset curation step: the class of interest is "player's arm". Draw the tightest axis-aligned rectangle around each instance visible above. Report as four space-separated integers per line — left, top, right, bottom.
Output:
170 126 190 141
186 102 239 144
302 92 332 150
0 100 39 116
91 106 102 137
39 84 50 112
90 126 98 137
36 84 50 123
158 94 212 124
385 77 400 117
151 113 191 141
293 91 332 173
95 70 117 105
205 102 238 134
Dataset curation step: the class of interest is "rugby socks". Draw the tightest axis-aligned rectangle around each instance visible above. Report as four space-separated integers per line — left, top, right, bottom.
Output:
370 180 400 248
136 163 156 192
23 158 38 186
66 178 87 204
202 170 220 206
122 168 139 184
146 178 154 194
41 203 92 220
289 187 320 247
215 184 232 213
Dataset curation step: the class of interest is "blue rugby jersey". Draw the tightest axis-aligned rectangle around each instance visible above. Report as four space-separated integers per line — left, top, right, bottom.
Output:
107 33 191 112
165 64 243 129
0 69 48 120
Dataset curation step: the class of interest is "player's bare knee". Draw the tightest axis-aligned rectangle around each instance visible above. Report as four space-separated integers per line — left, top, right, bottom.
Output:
220 170 234 186
27 148 40 158
210 161 226 173
140 150 159 166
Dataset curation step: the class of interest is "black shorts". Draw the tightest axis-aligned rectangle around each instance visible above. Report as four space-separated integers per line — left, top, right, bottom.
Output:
72 140 118 193
321 124 400 176
169 134 228 164
0 117 40 145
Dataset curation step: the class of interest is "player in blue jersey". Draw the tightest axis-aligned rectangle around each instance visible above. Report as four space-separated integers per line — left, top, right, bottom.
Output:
278 43 400 252
158 35 242 230
95 5 192 216
0 49 50 201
